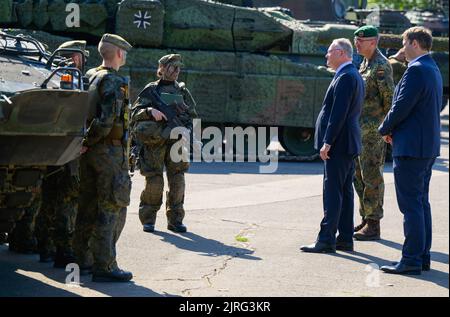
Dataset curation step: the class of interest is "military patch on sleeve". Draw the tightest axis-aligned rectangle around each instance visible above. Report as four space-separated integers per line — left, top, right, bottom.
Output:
376 69 385 80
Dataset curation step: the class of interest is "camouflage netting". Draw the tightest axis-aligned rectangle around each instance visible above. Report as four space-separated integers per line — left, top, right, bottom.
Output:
2 0 110 36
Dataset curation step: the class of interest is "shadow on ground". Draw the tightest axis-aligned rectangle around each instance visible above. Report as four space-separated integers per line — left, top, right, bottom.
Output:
0 246 174 297
153 231 261 261
187 161 323 176
327 240 449 290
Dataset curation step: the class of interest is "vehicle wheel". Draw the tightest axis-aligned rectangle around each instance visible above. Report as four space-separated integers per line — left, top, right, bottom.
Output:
279 127 319 161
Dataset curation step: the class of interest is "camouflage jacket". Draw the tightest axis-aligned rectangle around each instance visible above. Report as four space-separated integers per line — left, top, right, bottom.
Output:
359 49 395 127
388 56 407 85
83 66 128 147
131 79 198 128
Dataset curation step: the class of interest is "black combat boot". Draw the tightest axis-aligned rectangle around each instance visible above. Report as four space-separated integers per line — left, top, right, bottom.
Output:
143 223 155 233
53 249 77 268
9 238 38 254
92 269 133 282
168 222 187 233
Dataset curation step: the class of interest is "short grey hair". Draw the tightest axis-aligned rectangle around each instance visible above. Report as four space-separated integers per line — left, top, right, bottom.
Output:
332 38 353 59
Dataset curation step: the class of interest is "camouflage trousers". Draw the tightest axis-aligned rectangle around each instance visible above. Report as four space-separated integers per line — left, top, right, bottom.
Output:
35 162 79 255
138 140 189 226
354 126 387 221
73 144 131 273
8 197 41 252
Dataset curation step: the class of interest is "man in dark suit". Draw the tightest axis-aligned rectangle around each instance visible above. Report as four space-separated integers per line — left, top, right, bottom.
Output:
301 39 365 253
379 27 442 275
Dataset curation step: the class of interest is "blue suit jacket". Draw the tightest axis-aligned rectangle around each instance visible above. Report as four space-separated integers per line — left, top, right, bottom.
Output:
314 64 365 156
378 55 442 158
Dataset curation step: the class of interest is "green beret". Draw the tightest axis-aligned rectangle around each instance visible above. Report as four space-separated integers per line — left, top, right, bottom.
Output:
158 54 183 67
354 25 379 38
100 33 132 52
58 40 89 57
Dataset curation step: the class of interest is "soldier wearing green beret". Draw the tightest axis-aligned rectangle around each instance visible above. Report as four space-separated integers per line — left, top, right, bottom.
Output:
131 53 198 234
73 34 133 282
352 25 395 241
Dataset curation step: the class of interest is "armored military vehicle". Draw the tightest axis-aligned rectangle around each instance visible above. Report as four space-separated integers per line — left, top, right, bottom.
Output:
0 0 448 160
0 31 89 233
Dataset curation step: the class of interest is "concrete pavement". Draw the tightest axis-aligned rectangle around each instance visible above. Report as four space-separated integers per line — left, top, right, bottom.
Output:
0 108 448 297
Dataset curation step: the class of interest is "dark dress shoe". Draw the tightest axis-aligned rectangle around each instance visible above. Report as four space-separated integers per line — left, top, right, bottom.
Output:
92 269 133 282
381 262 421 275
168 223 187 233
143 223 155 233
391 261 430 271
300 242 336 253
336 241 354 251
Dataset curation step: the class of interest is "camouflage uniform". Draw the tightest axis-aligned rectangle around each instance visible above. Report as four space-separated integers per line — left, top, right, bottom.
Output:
35 163 79 260
131 76 197 229
354 49 395 223
8 197 41 253
73 65 131 274
388 56 407 85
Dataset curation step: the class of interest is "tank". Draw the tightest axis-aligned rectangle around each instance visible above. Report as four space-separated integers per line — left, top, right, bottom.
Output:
405 8 449 37
0 31 89 233
0 0 448 161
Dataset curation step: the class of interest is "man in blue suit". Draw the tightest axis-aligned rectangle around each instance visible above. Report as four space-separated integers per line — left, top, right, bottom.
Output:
301 38 365 253
379 27 442 275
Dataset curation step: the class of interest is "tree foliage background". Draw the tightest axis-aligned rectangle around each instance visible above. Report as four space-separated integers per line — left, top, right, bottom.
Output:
367 0 442 10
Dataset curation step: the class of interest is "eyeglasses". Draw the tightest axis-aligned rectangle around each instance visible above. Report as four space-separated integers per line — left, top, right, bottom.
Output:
327 48 343 54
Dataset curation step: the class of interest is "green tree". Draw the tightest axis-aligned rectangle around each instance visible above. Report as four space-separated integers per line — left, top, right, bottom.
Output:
368 0 440 10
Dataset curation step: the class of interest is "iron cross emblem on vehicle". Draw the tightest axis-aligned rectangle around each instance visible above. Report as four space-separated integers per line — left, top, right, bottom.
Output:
134 11 151 29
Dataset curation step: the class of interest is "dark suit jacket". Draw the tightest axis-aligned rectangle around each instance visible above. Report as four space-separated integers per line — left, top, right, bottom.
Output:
314 63 365 156
378 54 442 158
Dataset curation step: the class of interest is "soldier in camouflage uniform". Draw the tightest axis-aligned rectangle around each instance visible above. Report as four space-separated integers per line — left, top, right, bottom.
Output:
34 41 89 266
7 197 41 254
352 26 395 241
73 34 133 282
131 54 198 234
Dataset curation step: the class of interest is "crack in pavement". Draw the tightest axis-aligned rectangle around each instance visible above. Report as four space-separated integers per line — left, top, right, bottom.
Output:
181 222 260 296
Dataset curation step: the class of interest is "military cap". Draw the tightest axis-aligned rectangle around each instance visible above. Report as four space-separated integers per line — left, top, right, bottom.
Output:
57 40 89 57
354 25 379 38
100 33 132 52
158 54 183 67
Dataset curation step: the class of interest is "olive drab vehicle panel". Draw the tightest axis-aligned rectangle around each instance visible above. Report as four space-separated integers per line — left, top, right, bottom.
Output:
0 0 448 160
0 31 89 232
